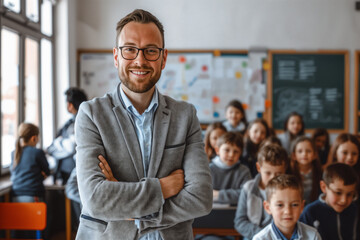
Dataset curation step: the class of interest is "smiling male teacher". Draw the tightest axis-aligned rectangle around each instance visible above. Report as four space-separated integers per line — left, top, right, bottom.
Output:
75 9 213 240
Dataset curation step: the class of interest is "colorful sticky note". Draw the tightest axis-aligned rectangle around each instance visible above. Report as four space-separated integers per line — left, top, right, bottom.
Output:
242 61 248 68
214 50 221 57
185 63 191 70
242 103 248 110
265 99 272 108
213 112 220 118
181 95 189 101
212 96 220 103
235 72 242 79
202 65 208 72
179 56 186 63
257 112 263 118
263 61 270 70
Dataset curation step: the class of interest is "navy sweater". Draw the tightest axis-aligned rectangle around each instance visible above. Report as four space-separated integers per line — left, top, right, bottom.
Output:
10 146 50 197
299 194 359 240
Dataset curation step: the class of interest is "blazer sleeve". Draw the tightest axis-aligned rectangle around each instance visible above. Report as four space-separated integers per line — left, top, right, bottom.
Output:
75 102 164 220
139 105 213 233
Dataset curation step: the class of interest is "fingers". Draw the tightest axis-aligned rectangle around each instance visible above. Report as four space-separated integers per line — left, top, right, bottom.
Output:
98 155 114 175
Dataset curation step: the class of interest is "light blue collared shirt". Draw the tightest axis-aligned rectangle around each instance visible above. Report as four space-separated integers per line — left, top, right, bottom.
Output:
119 86 163 240
272 221 299 240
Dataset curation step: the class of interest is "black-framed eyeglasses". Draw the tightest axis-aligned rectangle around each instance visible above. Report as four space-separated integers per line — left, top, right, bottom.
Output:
118 46 164 61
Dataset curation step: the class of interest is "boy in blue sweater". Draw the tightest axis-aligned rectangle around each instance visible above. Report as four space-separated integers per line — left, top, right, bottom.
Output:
210 132 251 204
299 162 359 240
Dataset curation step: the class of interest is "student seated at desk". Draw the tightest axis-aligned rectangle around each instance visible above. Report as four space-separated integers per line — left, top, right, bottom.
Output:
253 174 321 240
210 132 251 205
299 163 359 240
234 144 288 240
10 123 50 239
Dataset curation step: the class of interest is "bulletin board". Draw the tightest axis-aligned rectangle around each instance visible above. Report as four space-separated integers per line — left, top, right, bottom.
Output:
265 50 349 133
77 49 267 124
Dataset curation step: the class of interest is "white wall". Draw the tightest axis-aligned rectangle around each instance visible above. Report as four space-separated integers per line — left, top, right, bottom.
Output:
74 0 360 132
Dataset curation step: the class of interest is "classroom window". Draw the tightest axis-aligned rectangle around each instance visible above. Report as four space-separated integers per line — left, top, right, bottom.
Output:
41 0 52 36
1 29 20 169
3 0 20 13
24 37 40 125
26 0 39 22
0 0 55 174
41 38 54 148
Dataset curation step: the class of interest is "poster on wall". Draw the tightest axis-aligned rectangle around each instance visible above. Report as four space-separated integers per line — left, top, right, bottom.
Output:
157 53 213 123
79 53 118 99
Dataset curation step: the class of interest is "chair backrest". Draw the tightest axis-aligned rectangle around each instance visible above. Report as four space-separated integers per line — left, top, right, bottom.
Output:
0 202 46 230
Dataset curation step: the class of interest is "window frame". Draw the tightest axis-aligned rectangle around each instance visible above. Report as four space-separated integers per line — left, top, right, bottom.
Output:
0 0 55 175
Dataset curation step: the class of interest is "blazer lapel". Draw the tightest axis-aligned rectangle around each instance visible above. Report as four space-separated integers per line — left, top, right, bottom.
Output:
111 85 144 180
147 95 171 178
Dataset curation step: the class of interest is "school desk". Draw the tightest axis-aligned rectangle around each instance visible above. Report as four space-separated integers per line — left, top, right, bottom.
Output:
192 203 242 240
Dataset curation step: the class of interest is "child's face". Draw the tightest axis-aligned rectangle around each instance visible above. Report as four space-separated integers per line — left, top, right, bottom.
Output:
249 122 267 145
209 128 226 150
218 143 242 167
314 135 327 150
264 188 304 238
336 141 359 167
320 179 357 213
293 140 315 168
257 162 286 189
225 106 243 127
287 116 302 136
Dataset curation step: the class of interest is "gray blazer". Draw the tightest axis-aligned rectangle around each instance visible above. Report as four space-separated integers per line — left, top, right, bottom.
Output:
75 85 213 240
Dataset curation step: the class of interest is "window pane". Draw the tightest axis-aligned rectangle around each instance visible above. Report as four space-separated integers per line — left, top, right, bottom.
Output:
41 0 53 36
41 39 54 148
1 29 19 169
26 0 39 22
4 0 20 13
24 38 40 126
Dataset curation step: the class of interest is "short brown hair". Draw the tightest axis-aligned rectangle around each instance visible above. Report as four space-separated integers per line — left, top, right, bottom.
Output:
216 132 243 150
115 9 165 47
323 162 359 187
266 174 303 201
257 144 289 168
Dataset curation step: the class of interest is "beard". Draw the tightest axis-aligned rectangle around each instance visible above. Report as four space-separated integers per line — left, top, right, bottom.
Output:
118 59 164 94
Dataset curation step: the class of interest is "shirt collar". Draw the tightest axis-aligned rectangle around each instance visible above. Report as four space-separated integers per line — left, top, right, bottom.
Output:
119 85 159 116
271 221 298 240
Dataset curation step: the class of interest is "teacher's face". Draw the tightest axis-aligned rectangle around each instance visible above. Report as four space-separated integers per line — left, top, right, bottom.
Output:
113 22 167 93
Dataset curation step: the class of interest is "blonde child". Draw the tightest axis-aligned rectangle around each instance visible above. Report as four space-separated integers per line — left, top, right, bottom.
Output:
10 123 50 202
222 99 248 134
234 144 289 239
291 136 322 204
210 132 251 204
311 128 330 166
242 118 270 177
300 163 358 240
204 122 227 161
278 112 305 154
254 174 321 240
10 123 50 239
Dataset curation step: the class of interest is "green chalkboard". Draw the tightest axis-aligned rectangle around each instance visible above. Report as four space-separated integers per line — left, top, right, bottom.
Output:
269 51 348 131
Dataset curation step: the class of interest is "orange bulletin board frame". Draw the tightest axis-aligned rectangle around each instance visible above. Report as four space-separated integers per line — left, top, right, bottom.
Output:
264 50 349 134
355 51 360 133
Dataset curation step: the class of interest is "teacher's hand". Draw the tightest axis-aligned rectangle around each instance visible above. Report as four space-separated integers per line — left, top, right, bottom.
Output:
98 155 118 182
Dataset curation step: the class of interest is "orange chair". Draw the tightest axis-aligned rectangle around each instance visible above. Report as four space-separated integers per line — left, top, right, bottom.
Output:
0 202 46 240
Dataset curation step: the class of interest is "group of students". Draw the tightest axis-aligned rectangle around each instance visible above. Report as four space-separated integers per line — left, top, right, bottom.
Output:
204 100 360 240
